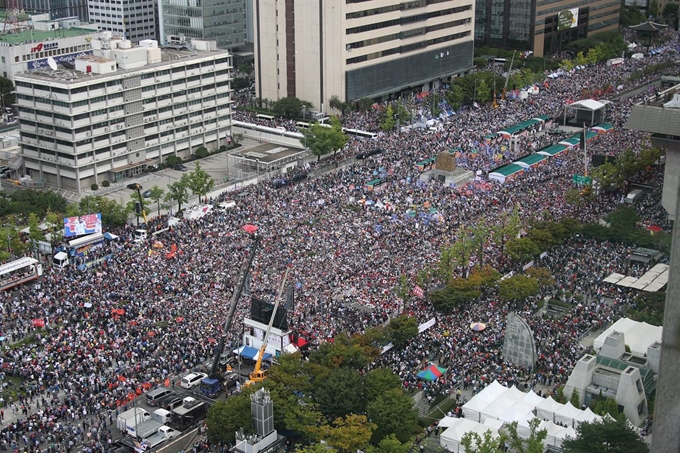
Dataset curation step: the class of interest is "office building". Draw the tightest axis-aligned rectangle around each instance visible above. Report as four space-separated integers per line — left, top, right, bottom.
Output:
88 0 157 43
15 34 232 191
0 13 97 81
475 0 619 56
159 0 247 50
253 0 475 112
22 0 89 21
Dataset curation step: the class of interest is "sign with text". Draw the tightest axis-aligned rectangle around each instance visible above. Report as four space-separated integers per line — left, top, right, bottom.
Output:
557 8 579 31
573 174 592 185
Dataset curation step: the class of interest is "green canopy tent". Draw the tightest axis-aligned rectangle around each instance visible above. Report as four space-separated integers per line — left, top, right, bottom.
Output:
489 163 524 183
514 153 549 168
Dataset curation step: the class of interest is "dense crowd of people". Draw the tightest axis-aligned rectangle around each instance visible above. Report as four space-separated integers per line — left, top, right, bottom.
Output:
0 29 679 453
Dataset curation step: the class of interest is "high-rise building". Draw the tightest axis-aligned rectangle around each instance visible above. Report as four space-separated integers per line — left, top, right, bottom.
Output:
22 0 89 22
15 35 232 191
253 0 475 112
88 0 157 43
159 0 247 50
474 0 619 56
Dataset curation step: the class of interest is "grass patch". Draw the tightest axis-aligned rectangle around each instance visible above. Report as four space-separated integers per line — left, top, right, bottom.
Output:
427 397 458 419
8 334 36 350
549 299 572 309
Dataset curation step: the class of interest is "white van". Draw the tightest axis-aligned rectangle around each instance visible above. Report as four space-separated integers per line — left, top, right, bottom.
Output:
134 229 148 243
626 189 645 203
180 372 207 389
53 251 69 268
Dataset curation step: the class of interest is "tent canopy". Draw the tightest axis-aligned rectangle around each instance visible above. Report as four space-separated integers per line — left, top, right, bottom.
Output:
234 345 272 361
567 99 608 111
417 364 447 381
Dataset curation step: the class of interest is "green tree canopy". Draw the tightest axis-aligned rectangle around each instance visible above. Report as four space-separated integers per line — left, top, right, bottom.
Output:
300 117 348 161
165 175 190 212
366 387 418 443
309 332 379 369
313 367 365 419
364 368 402 403
561 418 649 453
505 418 547 453
273 96 303 118
205 393 255 445
68 195 129 226
505 237 540 261
499 275 540 301
309 414 376 453
385 315 418 348
187 162 215 203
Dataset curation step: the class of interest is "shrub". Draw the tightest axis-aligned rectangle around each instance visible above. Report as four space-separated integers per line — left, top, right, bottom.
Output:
101 180 110 187
91 183 99 191
195 147 209 158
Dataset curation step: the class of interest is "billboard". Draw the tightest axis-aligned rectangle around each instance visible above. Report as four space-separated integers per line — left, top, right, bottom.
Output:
557 8 579 31
64 213 102 238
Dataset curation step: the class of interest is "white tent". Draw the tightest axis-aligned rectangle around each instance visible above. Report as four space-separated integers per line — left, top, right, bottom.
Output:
462 396 491 422
499 399 535 423
480 386 525 421
555 426 577 447
516 414 539 438
483 418 504 431
544 421 565 446
593 317 662 355
536 396 564 422
522 390 545 407
437 416 459 429
555 402 582 427
476 380 509 404
440 419 500 452
574 407 601 425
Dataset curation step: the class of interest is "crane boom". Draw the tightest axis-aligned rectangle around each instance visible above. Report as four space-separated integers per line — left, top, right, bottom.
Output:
247 267 289 385
209 234 261 379
502 50 517 100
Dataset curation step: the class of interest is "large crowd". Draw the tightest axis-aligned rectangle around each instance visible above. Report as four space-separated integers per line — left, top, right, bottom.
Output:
1 29 679 453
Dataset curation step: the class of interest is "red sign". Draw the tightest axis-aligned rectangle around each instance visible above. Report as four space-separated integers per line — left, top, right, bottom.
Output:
31 43 43 53
32 319 45 328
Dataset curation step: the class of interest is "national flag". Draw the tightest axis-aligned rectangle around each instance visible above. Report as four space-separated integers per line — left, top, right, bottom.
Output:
412 285 425 298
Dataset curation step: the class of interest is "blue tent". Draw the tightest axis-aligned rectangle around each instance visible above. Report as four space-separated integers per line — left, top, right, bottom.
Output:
236 345 272 361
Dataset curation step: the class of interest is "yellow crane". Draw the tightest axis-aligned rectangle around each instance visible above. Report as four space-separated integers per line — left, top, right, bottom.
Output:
245 268 289 386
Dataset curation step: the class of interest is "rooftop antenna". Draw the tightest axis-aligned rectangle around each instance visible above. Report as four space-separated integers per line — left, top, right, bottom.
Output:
4 0 29 34
47 56 57 71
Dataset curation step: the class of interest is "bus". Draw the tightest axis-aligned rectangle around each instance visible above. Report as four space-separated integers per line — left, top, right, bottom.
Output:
343 128 378 139
256 113 275 121
0 257 43 292
296 121 310 129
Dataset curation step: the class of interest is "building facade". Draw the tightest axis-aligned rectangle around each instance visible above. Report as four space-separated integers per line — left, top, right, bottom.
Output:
23 0 89 22
15 36 232 191
159 0 247 50
254 0 475 112
88 0 157 42
474 0 619 56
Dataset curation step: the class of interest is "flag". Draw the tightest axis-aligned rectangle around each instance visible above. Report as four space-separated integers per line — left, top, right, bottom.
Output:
412 285 425 298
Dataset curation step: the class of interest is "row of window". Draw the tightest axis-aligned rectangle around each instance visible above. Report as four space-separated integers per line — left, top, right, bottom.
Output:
347 30 470 64
348 18 471 50
346 0 457 19
346 5 472 35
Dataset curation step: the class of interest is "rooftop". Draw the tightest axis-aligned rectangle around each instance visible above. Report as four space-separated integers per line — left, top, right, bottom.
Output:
16 45 230 85
0 9 98 45
625 83 680 136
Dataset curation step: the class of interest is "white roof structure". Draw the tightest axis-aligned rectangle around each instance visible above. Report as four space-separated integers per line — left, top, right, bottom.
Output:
462 380 508 422
555 402 583 426
603 273 626 284
440 418 499 452
573 407 602 424
594 317 663 356
535 396 564 422
437 416 459 429
604 264 669 292
523 390 545 407
499 399 535 423
569 99 610 111
480 386 525 421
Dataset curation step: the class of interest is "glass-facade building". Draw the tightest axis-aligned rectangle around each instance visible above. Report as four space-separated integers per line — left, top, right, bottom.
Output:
475 0 619 56
159 0 247 50
22 0 89 21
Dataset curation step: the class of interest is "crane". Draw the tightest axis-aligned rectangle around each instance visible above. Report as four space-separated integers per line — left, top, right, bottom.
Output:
200 226 261 397
502 50 517 101
127 183 148 225
245 267 289 387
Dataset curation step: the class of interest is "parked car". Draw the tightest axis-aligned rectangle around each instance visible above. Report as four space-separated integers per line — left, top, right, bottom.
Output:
173 164 188 172
142 190 152 198
163 397 184 411
180 372 207 389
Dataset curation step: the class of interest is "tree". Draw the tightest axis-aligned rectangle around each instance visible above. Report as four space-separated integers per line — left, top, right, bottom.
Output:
570 388 581 408
447 84 464 111
45 210 65 248
499 275 540 301
574 51 588 66
309 333 379 369
27 213 45 243
187 162 215 204
293 444 334 453
505 419 547 453
72 195 129 226
475 80 491 104
378 434 410 453
273 96 303 118
384 315 418 348
165 176 190 212
309 414 376 452
593 395 624 421
662 2 679 19
355 97 373 111
562 418 649 453
0 77 15 106
205 394 254 445
526 228 555 252
329 95 347 114
460 429 507 453
525 267 555 287
147 185 166 216
554 385 567 404
313 367 365 419
505 237 540 261
299 116 348 161
648 0 659 17
366 388 417 443
381 104 396 132
165 155 182 166
364 369 402 403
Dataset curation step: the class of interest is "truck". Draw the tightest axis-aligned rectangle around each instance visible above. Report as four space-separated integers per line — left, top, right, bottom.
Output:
116 408 151 432
171 397 208 431
183 205 213 220
127 419 163 439
143 425 179 449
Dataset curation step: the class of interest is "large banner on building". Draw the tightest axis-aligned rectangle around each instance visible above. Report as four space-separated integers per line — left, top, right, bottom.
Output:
557 8 579 31
64 213 102 238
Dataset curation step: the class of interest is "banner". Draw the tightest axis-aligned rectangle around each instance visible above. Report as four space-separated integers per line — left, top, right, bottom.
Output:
64 213 102 238
557 8 579 31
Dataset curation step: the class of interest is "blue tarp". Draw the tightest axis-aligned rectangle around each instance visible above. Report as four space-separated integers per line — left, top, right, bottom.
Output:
237 345 272 361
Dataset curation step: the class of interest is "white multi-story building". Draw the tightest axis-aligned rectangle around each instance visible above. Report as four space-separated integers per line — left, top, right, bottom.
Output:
88 0 157 43
14 35 232 191
253 0 475 112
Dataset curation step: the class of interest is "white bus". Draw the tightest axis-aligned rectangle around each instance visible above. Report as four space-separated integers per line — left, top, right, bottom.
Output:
256 113 275 121
296 121 310 129
343 128 378 139
67 232 106 257
0 257 43 292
